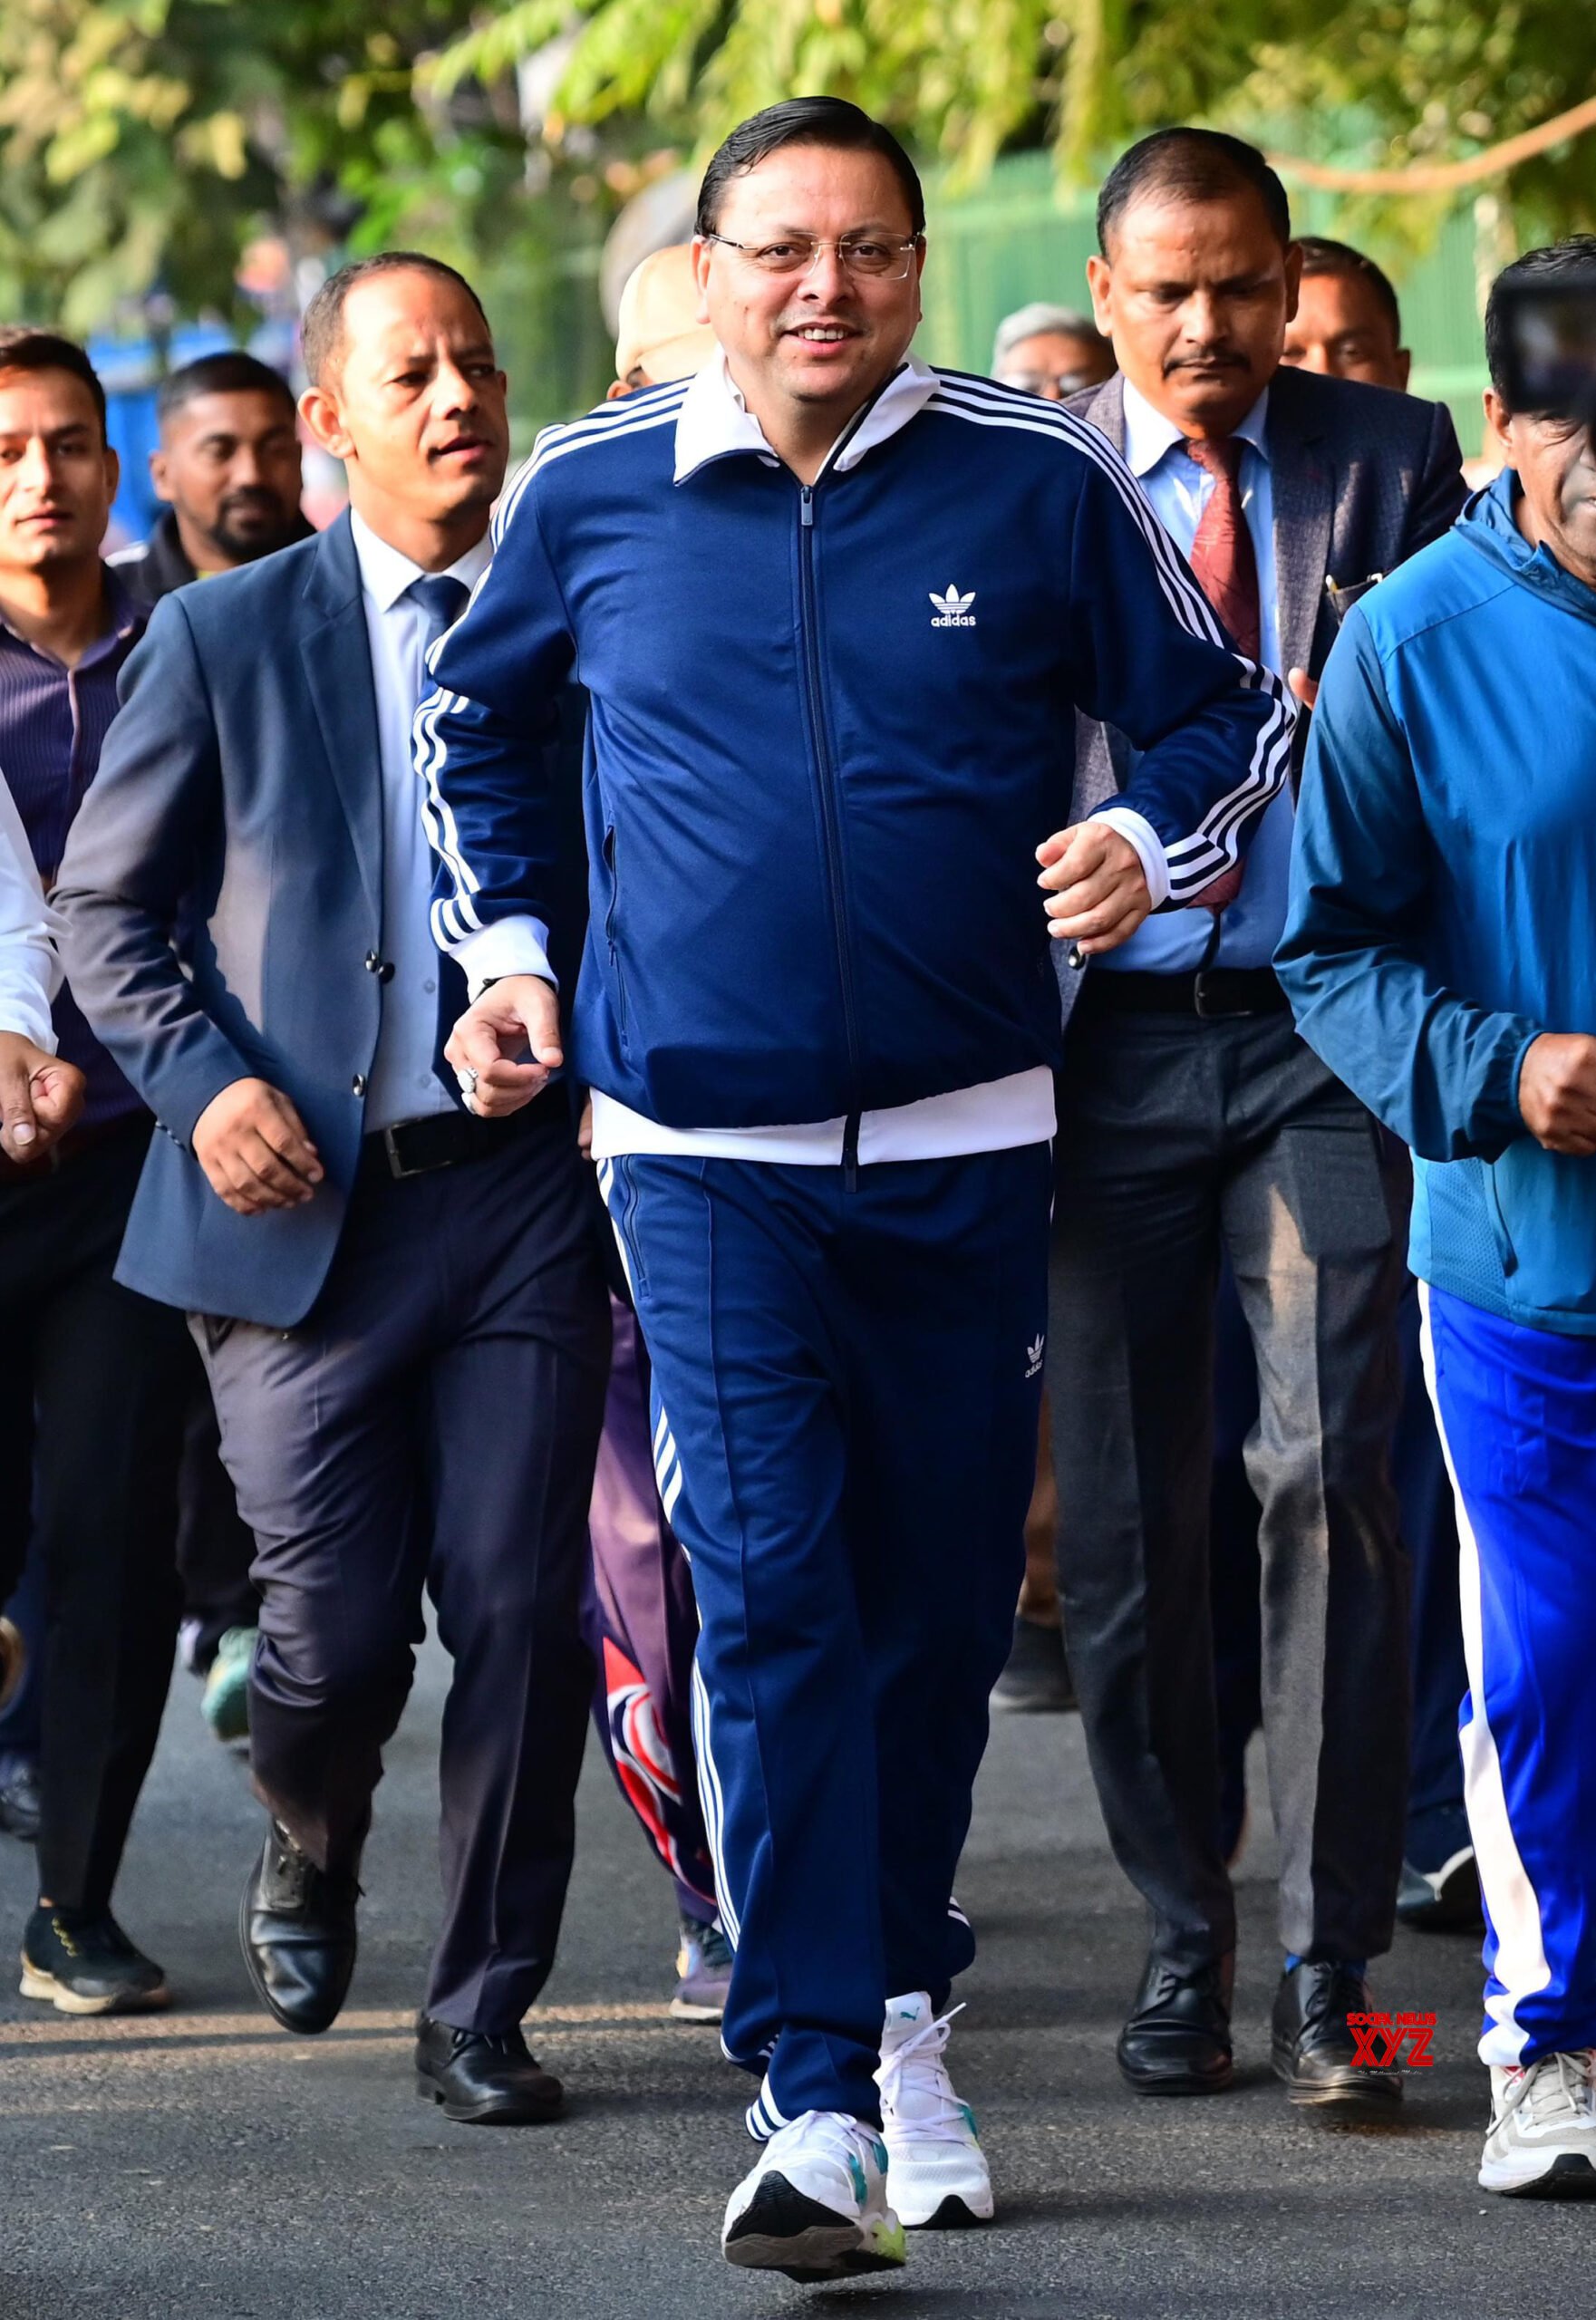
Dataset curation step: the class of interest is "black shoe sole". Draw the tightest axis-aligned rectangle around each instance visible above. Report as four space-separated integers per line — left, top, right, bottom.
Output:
723 2175 901 2283
237 1866 353 2037
1494 2154 1596 2199
414 2071 563 2124
1272 2050 1404 2111
1117 2051 1243 2106
912 2194 991 2229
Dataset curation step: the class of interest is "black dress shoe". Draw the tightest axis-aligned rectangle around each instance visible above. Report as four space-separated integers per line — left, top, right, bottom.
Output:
414 2012 565 2123
1117 1951 1234 2094
1272 1960 1402 2110
239 1820 358 2035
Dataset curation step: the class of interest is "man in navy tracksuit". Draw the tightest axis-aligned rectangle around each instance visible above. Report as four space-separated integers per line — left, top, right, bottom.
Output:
1278 238 1596 2199
421 100 1291 2281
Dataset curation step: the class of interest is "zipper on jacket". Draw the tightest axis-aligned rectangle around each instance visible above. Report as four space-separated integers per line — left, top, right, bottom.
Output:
798 480 865 1190
602 823 627 1044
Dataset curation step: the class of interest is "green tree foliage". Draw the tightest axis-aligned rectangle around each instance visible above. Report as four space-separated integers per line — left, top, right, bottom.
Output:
433 0 1596 231
0 0 498 331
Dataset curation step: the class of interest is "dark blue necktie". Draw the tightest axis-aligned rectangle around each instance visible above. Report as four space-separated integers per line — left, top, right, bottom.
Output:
406 574 472 1100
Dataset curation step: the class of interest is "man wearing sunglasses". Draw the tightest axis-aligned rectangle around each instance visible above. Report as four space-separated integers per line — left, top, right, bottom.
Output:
420 95 1291 2283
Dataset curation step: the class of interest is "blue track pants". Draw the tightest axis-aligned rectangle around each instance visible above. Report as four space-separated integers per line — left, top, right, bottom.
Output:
1421 1283 1596 2065
600 1145 1051 2128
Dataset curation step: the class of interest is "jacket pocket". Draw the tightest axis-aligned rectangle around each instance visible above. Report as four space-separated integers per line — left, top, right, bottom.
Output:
602 824 629 1055
1489 1144 1596 1317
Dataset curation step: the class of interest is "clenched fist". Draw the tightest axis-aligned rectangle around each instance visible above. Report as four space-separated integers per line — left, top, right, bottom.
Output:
1517 1033 1596 1156
1036 822 1153 956
193 1078 324 1215
0 1032 84 1164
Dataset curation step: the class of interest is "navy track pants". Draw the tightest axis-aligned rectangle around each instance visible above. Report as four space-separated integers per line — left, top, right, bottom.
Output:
600 1145 1051 2128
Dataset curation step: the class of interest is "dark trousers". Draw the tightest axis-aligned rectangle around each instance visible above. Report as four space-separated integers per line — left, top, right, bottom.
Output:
196 1117 610 2032
175 1390 259 1667
0 1119 189 1911
1048 1000 1411 1969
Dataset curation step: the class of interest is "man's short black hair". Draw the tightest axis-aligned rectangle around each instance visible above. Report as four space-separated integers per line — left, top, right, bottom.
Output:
1097 128 1291 256
1297 237 1402 345
1485 235 1596 407
157 350 297 429
301 252 491 388
0 327 107 439
696 97 925 239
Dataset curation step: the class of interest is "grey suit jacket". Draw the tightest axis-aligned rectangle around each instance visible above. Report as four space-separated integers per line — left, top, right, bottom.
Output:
53 517 411 1327
1067 365 1468 825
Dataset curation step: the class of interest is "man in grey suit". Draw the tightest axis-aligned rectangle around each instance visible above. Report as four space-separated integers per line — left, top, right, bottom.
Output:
53 254 609 2122
1046 130 1466 2111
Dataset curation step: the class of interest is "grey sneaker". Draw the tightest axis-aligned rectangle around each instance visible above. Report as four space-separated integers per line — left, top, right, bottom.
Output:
671 1914 732 2021
1482 2053 1596 2196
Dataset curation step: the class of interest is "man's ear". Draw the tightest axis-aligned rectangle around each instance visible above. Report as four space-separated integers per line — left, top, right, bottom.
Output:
1085 254 1113 339
1483 387 1516 469
299 382 353 463
692 235 713 326
149 445 175 507
103 444 120 502
1282 240 1303 325
1395 347 1412 392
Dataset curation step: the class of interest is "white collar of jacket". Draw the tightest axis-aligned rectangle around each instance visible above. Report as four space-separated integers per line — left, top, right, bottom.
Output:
1120 374 1272 478
672 347 940 485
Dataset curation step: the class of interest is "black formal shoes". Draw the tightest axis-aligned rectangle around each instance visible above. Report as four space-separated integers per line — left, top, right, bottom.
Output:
1117 1951 1235 2094
1272 1959 1402 2110
414 2013 565 2124
239 1820 358 2035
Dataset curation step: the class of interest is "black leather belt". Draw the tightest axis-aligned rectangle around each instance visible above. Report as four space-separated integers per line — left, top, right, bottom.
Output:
358 1083 566 1182
1080 967 1290 1020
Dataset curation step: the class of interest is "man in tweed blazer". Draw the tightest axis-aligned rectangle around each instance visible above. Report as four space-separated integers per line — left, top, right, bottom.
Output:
1045 130 1465 2114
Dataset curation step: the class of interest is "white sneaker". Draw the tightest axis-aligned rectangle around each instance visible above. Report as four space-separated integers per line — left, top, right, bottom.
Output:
721 2109 907 2281
876 1991 994 2228
1481 2052 1596 2195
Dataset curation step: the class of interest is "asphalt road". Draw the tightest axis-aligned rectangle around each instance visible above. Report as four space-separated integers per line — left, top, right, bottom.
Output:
1 1639 1588 2320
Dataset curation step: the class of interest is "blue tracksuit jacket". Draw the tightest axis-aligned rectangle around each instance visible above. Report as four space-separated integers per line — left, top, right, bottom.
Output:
1278 469 1596 1334
420 356 1292 1133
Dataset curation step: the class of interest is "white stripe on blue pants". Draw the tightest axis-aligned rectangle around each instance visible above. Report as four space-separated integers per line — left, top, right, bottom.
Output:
1419 1281 1596 2066
601 1145 1051 2130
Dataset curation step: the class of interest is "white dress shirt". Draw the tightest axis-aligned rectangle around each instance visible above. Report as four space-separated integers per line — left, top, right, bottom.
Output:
350 511 490 1134
0 770 60 1048
1098 378 1296 973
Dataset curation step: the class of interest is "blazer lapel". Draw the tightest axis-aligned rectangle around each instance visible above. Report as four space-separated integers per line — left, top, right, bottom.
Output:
1269 392 1335 683
299 516 383 927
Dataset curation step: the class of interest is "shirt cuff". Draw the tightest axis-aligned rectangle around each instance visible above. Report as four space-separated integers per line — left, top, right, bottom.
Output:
1089 806 1171 911
0 983 56 1050
449 914 557 1000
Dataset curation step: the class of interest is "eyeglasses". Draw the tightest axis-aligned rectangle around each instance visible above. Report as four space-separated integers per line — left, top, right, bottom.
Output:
702 232 923 282
1001 369 1098 401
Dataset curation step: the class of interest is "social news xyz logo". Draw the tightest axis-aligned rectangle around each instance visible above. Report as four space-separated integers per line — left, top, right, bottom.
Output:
930 585 976 627
1348 2010 1436 2068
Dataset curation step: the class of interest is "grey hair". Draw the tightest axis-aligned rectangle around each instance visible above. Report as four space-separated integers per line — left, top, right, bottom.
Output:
991 302 1105 370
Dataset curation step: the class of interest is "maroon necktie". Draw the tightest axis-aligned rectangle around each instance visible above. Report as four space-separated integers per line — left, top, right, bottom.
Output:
1183 436 1261 912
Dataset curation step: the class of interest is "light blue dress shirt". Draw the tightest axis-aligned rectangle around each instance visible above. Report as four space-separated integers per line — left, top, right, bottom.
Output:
1098 378 1295 974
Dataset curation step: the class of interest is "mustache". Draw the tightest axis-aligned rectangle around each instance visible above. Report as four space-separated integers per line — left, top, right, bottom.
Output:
1163 351 1248 372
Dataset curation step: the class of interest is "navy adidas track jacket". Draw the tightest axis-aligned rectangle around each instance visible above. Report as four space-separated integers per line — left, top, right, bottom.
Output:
419 355 1292 1134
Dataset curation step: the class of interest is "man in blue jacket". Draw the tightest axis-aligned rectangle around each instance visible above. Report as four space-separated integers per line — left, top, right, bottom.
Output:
422 98 1291 2281
1278 237 1596 2199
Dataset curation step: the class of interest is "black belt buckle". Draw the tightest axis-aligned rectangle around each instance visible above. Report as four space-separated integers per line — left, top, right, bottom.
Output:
1193 971 1221 1020
382 1121 455 1180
